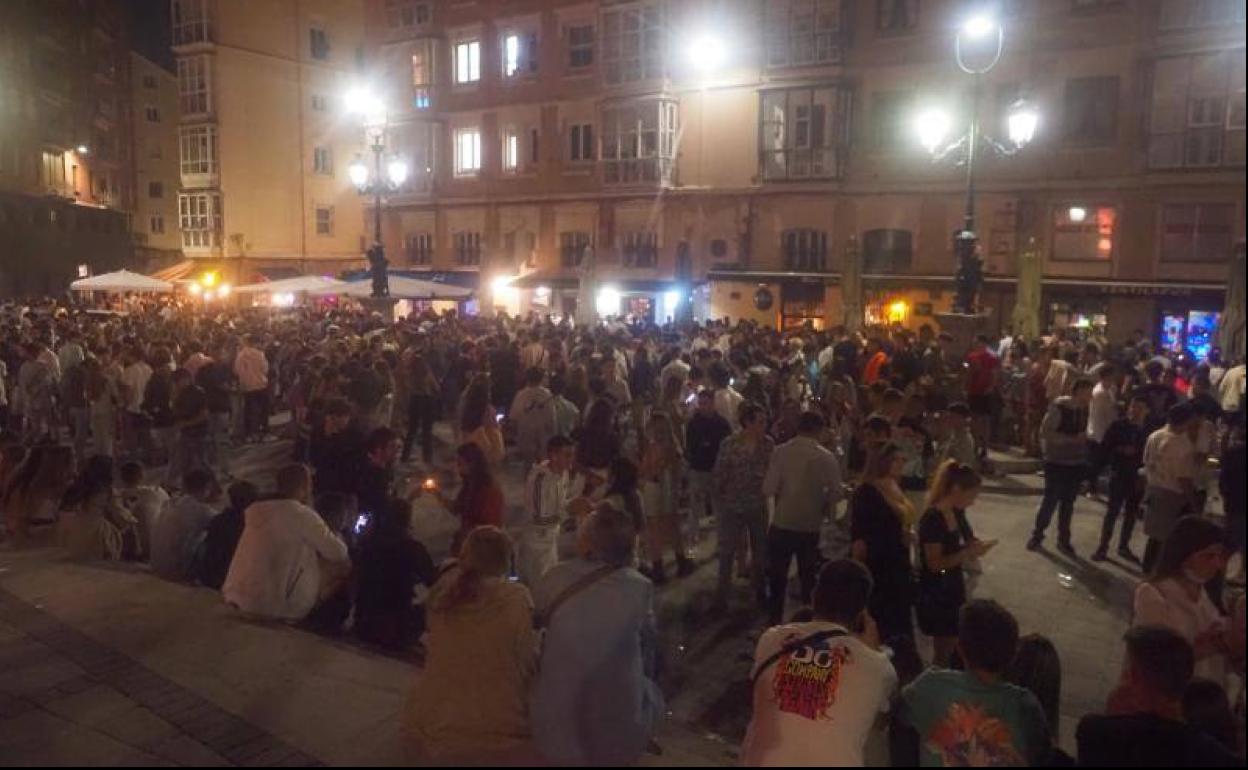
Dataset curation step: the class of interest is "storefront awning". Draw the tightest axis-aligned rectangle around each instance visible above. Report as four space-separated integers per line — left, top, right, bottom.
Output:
341 268 481 289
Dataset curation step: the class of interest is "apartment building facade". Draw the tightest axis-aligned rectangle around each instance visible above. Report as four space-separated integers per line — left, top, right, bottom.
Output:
170 0 368 282
367 0 1243 344
130 52 184 267
0 0 135 296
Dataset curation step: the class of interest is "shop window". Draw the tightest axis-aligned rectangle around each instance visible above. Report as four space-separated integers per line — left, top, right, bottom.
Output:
781 228 828 271
862 229 913 273
781 282 826 330
1160 203 1235 262
560 231 591 267
1052 204 1116 261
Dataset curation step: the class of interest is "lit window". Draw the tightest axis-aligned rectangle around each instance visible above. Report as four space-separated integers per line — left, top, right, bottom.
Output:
455 40 481 83
454 127 481 175
503 128 520 172
1053 204 1116 261
503 32 538 78
762 86 850 180
411 48 432 109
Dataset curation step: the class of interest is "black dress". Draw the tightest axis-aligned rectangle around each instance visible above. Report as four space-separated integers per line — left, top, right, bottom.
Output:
849 483 914 643
916 506 974 637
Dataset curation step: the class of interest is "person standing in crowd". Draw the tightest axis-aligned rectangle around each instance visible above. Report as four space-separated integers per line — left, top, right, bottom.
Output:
850 442 916 643
144 348 175 474
406 526 536 764
639 410 691 580
1136 360 1179 434
1077 626 1239 766
548 372 581 441
901 600 1050 767
309 398 363 498
764 411 843 626
234 334 270 442
17 342 57 444
1092 394 1150 562
518 435 578 585
918 460 996 666
1141 403 1202 573
223 464 350 622
964 334 1000 466
119 346 153 460
1087 363 1119 495
530 504 662 767
1134 516 1230 684
399 353 439 465
711 401 774 610
167 368 210 486
149 469 218 582
1220 411 1245 584
1028 378 1094 555
197 480 260 590
741 559 897 766
685 389 732 546
509 367 557 468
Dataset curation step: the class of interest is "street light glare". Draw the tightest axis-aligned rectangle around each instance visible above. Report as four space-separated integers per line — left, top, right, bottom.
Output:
962 15 998 39
1008 101 1039 147
687 33 726 72
348 157 369 189
915 108 952 153
386 157 409 187
344 86 385 123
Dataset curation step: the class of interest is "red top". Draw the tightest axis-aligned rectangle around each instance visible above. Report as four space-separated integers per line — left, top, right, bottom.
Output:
964 348 1000 396
863 351 890 385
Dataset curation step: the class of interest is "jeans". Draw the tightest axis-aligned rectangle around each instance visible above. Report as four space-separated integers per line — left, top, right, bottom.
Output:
766 526 821 625
1032 463 1083 544
242 389 269 438
715 504 767 603
1098 472 1142 551
402 394 437 463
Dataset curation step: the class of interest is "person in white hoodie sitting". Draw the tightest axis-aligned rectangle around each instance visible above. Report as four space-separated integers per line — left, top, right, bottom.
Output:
223 463 349 622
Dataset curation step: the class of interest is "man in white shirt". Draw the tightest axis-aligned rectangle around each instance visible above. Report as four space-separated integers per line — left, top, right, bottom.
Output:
1087 364 1119 495
659 347 691 394
118 461 170 561
1219 363 1245 414
150 469 217 582
233 335 270 441
518 436 584 584
223 464 349 621
119 346 153 458
742 559 896 767
510 367 558 467
521 333 548 370
1141 403 1201 574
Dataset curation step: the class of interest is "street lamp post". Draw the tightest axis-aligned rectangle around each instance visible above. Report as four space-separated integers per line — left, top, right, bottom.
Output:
345 87 408 299
916 16 1038 315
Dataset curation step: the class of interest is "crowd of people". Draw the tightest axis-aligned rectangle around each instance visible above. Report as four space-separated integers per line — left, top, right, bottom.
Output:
0 294 1244 766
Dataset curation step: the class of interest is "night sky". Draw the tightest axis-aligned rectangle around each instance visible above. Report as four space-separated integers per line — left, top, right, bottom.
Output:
126 0 174 71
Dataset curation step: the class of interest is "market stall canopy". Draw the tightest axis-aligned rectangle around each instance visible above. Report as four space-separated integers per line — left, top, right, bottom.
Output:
313 275 471 300
233 275 348 294
71 270 173 293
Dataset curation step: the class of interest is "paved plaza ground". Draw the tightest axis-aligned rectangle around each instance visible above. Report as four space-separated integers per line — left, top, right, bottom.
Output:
0 428 1187 766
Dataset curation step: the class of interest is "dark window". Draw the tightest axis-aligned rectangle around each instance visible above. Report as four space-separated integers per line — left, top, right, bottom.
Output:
309 27 330 60
1160 203 1235 262
560 231 591 267
454 231 481 266
405 233 433 264
862 229 914 272
877 0 919 34
148 181 163 198
622 232 658 267
709 238 729 258
781 228 828 271
569 123 594 162
1063 76 1119 146
568 24 593 69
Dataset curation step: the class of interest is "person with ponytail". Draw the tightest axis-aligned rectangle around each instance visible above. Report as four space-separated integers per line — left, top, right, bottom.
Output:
918 459 996 666
850 442 917 643
406 526 538 763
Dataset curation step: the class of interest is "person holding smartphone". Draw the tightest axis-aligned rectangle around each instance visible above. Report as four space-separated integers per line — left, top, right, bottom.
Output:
918 460 997 667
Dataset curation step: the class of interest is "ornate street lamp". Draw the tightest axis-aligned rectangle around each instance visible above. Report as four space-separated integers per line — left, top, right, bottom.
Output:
345 86 407 298
916 16 1039 315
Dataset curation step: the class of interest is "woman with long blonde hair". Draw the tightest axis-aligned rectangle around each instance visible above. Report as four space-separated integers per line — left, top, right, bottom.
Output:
849 442 917 642
639 411 692 582
918 459 995 666
406 526 538 763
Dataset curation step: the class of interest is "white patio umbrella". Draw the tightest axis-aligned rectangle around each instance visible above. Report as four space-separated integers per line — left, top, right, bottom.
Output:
70 270 173 293
232 275 348 294
313 275 471 300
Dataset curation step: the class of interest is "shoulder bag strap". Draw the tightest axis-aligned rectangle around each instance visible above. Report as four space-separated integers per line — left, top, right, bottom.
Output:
750 629 848 688
535 564 620 629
